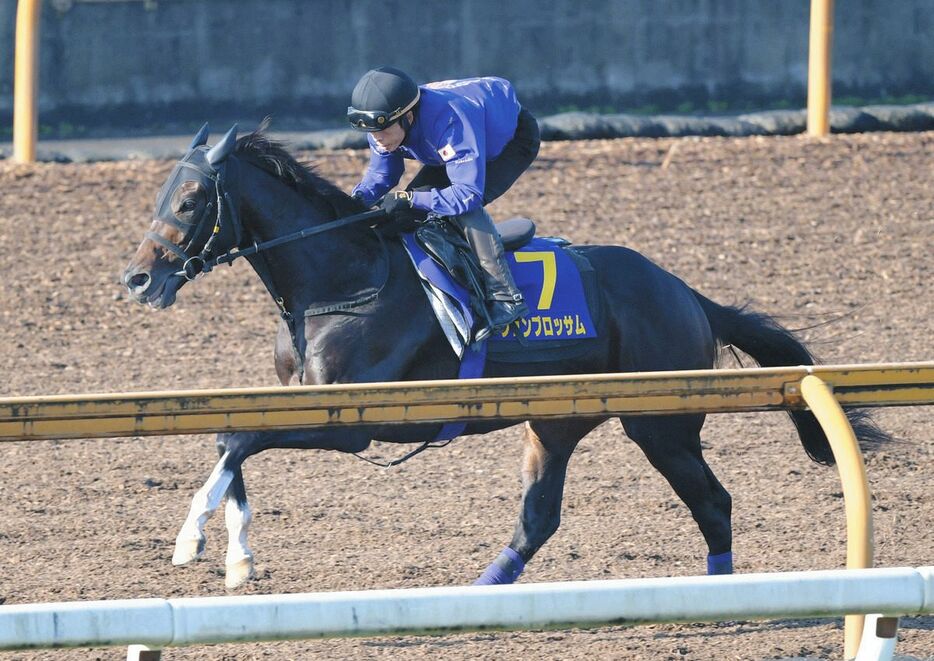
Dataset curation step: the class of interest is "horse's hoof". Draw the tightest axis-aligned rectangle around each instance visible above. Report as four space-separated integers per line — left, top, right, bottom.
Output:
172 535 205 566
224 556 255 589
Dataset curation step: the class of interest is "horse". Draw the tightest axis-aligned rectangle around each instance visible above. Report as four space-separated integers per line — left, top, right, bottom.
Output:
123 124 888 589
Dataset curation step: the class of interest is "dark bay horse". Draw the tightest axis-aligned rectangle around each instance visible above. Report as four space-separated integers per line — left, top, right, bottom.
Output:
123 125 886 589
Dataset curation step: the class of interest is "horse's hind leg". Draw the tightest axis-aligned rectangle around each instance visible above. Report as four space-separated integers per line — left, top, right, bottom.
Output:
475 418 598 585
621 414 733 574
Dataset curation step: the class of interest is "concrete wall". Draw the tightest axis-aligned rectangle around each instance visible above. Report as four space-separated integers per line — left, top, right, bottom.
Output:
1 0 932 134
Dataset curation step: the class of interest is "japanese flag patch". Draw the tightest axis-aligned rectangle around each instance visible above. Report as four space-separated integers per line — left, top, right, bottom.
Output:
438 144 457 161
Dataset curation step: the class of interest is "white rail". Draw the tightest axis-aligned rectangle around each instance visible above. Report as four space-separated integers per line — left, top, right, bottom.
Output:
1 567 931 651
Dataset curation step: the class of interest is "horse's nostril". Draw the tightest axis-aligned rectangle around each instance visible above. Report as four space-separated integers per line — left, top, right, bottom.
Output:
128 272 151 292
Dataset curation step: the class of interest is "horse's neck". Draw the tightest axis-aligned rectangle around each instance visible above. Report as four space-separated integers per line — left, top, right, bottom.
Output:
237 163 384 314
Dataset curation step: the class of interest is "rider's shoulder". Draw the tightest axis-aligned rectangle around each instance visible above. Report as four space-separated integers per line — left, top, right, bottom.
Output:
423 76 512 92
417 87 470 135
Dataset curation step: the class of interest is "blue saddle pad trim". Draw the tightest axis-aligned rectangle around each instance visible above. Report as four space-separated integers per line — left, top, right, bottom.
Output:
434 340 487 441
402 233 485 441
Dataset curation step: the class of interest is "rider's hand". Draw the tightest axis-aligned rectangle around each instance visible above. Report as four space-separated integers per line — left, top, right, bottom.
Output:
379 191 414 218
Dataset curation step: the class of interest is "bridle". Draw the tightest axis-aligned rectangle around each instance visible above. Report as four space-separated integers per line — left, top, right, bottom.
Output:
150 148 385 283
148 138 390 358
146 147 243 281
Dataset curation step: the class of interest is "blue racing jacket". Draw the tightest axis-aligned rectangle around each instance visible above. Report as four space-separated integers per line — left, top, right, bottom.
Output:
352 77 522 217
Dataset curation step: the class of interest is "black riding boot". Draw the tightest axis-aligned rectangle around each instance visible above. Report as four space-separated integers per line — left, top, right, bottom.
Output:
456 207 529 341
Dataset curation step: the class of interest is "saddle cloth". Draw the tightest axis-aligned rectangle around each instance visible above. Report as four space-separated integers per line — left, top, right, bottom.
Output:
401 231 599 362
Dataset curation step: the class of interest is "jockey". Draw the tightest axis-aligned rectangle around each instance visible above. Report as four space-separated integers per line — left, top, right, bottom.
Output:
348 66 540 340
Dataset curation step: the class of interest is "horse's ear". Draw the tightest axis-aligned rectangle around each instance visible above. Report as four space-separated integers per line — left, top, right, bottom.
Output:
207 124 239 166
189 123 210 149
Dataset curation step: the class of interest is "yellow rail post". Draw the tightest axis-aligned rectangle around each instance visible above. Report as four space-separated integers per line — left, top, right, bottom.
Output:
13 0 43 163
800 374 872 660
807 0 834 137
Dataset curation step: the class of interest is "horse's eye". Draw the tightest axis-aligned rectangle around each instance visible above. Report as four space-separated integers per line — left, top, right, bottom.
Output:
180 198 197 212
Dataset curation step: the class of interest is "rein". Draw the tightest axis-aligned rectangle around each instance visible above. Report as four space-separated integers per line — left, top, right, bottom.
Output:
175 207 387 281
171 192 387 356
155 147 387 282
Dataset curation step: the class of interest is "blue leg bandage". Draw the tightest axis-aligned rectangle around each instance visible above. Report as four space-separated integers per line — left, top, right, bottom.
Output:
707 551 734 575
474 547 525 585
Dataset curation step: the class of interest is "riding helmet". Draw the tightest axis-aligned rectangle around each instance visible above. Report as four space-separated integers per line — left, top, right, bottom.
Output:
347 66 420 132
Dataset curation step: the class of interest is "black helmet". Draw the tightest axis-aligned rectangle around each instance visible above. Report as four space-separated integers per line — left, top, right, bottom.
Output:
347 66 420 132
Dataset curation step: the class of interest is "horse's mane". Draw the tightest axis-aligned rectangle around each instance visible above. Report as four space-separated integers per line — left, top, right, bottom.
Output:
234 121 367 216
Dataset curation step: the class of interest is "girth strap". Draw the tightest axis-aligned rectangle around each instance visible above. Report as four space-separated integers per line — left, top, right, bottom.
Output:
303 231 390 318
304 291 381 317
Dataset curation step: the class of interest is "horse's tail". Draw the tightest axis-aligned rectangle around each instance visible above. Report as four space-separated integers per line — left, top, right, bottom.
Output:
691 290 891 465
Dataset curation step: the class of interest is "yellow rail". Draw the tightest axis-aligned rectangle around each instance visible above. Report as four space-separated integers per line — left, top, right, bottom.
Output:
0 363 930 442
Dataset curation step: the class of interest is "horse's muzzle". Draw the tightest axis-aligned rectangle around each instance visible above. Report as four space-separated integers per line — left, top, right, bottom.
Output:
123 268 182 308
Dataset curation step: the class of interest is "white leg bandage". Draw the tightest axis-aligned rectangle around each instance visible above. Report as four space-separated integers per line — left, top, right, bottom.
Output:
223 495 255 588
224 497 253 566
173 454 234 565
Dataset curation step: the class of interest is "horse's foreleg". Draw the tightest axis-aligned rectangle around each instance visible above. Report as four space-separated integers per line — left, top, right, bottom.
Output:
172 451 235 565
621 415 733 575
475 419 595 585
208 433 255 589
223 466 254 589
174 428 372 585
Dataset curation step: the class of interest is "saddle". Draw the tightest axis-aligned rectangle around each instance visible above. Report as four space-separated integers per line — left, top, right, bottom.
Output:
414 216 536 320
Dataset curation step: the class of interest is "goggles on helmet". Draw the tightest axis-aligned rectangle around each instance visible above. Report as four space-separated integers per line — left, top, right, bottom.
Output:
347 108 397 131
347 90 420 132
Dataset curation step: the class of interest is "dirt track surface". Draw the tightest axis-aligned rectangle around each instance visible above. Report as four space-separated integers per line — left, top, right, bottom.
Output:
0 132 932 660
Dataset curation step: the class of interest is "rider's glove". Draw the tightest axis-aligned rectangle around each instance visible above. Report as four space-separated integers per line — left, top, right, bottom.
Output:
379 190 414 218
